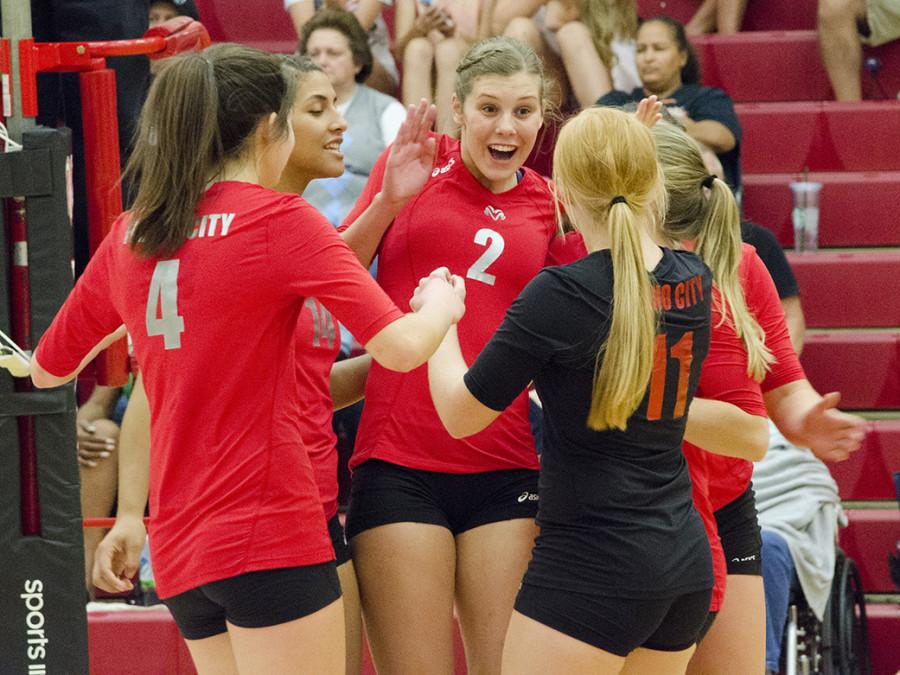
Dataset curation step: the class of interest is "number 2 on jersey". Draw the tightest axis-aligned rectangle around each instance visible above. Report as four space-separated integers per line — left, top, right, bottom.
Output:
146 260 185 350
466 228 504 285
646 331 694 420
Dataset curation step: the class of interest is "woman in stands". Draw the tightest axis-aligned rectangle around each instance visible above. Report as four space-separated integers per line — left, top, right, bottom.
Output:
337 36 563 675
30 44 465 674
425 106 716 674
651 121 865 674
599 16 744 192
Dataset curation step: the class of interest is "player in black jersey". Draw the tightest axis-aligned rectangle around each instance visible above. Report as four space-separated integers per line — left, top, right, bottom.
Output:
421 107 717 673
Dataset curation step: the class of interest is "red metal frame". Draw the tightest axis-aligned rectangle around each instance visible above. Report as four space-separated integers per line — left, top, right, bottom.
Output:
14 17 210 386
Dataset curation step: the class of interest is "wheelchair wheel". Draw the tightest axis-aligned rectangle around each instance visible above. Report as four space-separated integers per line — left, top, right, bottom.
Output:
820 551 871 675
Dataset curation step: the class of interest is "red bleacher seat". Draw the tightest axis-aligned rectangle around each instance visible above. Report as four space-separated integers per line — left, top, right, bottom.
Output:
695 33 900 102
89 607 196 675
866 603 900 675
742 171 900 248
787 251 900 328
193 0 297 52
800 332 900 409
737 101 900 173
636 0 816 30
838 509 900 593
829 421 900 500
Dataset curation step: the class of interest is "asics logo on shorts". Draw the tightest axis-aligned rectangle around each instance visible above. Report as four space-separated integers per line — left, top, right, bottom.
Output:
730 554 758 562
517 491 539 503
484 205 506 221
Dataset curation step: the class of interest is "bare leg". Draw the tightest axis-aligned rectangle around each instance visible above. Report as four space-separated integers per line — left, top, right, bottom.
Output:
620 645 697 675
402 37 436 107
435 36 471 135
184 632 240 675
455 519 538 675
352 523 457 675
716 0 749 33
366 59 399 98
227 598 345 675
337 560 363 675
501 610 626 674
503 17 570 109
685 0 718 35
556 20 613 108
687 575 765 674
818 0 867 101
80 419 120 595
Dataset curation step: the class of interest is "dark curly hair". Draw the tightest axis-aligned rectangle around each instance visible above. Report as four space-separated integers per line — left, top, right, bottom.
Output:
299 8 373 83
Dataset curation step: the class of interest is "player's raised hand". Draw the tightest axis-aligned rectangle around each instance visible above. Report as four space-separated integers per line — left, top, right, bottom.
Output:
634 95 663 128
382 99 438 207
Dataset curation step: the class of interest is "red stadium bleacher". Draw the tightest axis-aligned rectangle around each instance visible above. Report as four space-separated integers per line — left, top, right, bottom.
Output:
829 421 900 500
786 251 900 328
737 101 900 174
89 607 196 675
742 172 900 248
838 509 900 593
866 603 900 675
694 32 900 102
192 0 297 52
800 331 900 410
636 0 816 30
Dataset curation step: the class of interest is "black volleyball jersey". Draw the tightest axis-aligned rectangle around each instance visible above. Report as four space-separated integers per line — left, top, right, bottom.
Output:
465 248 714 597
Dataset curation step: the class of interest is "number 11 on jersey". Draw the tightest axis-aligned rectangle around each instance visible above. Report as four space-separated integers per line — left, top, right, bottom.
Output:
146 259 185 350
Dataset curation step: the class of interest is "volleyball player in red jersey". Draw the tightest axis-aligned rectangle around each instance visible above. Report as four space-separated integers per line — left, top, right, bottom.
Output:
648 121 865 674
327 36 562 675
30 44 465 675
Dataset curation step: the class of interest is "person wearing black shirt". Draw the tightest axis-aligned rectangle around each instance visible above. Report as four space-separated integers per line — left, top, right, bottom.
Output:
598 16 742 193
422 107 722 673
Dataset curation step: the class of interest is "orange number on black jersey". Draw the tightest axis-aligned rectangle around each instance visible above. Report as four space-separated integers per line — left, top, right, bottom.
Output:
646 331 694 420
466 228 505 285
146 260 185 350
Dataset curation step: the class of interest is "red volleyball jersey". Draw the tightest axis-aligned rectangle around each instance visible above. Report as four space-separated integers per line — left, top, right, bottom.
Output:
342 134 557 472
706 245 806 512
295 298 343 521
36 182 403 598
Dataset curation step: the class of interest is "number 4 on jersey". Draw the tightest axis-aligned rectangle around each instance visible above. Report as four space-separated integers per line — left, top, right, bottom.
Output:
146 260 185 350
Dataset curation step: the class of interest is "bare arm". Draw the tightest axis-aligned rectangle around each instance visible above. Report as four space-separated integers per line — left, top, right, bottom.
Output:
353 0 383 30
330 354 372 409
287 0 316 37
764 380 865 462
684 397 769 461
92 373 150 593
683 118 737 154
781 295 806 356
427 325 501 438
31 325 127 388
490 0 546 33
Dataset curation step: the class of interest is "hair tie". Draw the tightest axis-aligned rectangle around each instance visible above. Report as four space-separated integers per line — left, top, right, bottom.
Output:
611 195 627 206
701 175 716 189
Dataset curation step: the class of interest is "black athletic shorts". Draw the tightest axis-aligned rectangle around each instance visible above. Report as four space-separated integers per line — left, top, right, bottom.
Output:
715 483 763 575
327 513 352 566
345 458 539 539
162 562 341 640
515 582 713 656
697 610 718 642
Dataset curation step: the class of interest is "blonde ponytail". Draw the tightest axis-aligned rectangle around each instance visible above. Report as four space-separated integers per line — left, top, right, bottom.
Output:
553 107 660 431
652 122 773 382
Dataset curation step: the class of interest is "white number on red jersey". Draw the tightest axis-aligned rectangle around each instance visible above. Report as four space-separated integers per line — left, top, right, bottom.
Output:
146 260 185 350
466 228 505 286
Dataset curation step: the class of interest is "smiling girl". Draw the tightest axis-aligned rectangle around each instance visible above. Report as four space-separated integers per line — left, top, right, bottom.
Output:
337 36 561 675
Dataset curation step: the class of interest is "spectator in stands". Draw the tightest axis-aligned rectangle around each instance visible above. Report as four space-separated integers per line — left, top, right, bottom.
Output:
394 0 487 133
494 0 574 108
555 0 641 108
298 9 406 227
285 0 399 95
684 0 748 35
818 0 900 100
598 16 743 192
77 383 124 596
754 421 846 675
